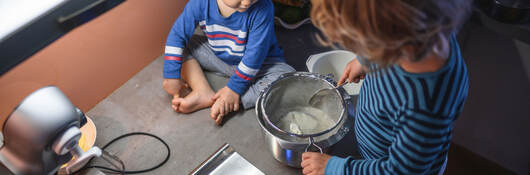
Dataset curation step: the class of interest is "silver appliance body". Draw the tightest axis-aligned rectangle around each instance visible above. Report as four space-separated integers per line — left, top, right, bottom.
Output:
256 72 354 168
0 86 83 175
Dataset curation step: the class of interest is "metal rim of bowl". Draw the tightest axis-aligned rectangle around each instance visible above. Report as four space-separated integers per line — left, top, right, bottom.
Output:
259 72 347 138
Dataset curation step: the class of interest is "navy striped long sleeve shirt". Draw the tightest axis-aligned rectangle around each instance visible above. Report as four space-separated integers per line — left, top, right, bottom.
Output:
325 34 469 175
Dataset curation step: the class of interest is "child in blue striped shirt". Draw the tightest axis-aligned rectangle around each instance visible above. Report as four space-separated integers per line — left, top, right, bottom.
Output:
301 0 471 174
162 0 294 125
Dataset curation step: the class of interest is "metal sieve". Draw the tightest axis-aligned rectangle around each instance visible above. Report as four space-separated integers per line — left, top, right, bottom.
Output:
259 72 347 153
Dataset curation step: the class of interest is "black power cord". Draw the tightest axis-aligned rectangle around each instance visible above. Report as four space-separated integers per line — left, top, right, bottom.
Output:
73 132 170 174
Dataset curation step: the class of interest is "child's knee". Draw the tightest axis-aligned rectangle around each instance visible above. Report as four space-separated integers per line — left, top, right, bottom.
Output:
240 98 256 110
240 89 260 110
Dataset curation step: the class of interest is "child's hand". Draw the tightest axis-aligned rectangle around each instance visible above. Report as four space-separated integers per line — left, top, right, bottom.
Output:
163 79 189 111
163 78 187 97
338 59 365 86
301 152 331 175
210 86 240 125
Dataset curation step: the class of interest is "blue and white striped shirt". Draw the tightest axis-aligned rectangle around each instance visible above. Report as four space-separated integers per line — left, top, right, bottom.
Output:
326 34 469 175
163 0 284 95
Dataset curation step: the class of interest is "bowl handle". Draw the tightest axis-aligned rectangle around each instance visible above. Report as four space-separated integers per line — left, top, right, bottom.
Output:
304 137 323 154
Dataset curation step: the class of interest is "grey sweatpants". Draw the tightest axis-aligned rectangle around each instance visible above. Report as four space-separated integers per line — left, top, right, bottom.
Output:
182 35 295 109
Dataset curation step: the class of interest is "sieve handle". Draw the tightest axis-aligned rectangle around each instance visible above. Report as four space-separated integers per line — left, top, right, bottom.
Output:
304 137 323 154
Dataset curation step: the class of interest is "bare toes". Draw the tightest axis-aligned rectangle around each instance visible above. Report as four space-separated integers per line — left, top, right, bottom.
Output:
172 99 182 112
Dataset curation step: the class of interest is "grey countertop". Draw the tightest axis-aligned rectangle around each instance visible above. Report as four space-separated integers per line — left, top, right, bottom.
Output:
82 56 359 174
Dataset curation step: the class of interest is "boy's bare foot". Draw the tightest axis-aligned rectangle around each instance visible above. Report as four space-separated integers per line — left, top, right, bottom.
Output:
172 89 215 113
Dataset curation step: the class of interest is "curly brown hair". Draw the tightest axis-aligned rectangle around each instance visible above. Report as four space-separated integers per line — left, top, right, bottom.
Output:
310 0 471 66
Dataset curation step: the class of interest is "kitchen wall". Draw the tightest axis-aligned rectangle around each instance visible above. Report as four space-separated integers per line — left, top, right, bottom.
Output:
0 0 187 127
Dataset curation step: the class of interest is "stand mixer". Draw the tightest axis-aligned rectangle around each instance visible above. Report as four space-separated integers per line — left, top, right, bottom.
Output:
0 86 102 175
0 0 125 174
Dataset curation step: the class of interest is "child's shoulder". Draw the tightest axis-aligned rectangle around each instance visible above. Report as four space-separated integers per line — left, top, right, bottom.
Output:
248 0 274 16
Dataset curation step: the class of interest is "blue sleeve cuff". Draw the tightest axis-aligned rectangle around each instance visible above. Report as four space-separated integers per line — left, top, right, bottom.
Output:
325 156 350 175
163 59 182 79
226 75 251 95
163 73 181 79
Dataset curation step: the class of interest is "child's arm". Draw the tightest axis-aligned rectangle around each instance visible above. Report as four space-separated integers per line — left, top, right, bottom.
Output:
163 0 203 80
324 109 451 175
224 4 276 95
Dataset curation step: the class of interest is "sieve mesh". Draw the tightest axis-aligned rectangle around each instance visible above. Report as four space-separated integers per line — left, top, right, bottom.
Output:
262 75 343 136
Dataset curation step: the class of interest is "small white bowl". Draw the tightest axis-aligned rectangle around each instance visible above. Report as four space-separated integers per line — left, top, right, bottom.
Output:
306 50 363 95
